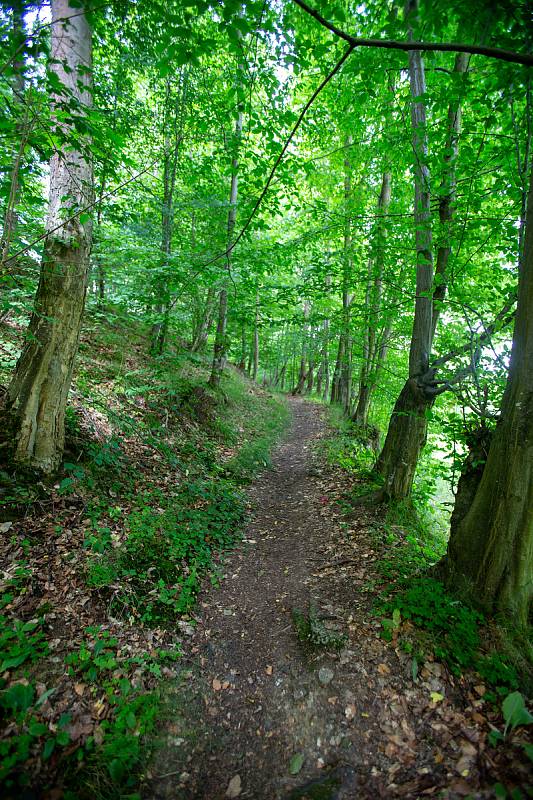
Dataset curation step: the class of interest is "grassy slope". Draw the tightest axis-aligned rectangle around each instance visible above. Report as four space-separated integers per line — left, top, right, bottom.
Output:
0 309 290 798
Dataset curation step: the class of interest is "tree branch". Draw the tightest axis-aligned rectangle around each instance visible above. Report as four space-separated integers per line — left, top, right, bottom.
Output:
291 0 533 67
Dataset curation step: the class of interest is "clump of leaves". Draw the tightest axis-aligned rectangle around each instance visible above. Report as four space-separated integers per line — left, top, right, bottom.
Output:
0 614 48 673
382 577 483 674
88 478 246 626
292 605 346 651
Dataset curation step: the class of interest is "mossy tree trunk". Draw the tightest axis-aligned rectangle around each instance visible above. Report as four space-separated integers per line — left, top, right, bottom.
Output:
5 0 93 473
442 167 533 626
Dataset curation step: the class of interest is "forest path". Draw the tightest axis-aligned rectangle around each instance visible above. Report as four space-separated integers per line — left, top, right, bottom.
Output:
145 399 481 800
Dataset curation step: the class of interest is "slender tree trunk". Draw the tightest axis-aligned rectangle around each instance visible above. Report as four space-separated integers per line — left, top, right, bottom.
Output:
339 136 353 413
292 301 309 394
5 0 93 473
376 15 468 501
353 169 392 425
441 167 533 626
1 2 27 274
209 26 244 388
191 286 216 352
252 293 259 380
209 126 242 386
151 72 187 355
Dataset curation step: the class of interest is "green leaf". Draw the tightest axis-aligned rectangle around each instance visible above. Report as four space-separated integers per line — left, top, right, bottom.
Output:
522 742 533 763
29 719 48 737
42 738 55 760
502 692 533 735
289 752 305 775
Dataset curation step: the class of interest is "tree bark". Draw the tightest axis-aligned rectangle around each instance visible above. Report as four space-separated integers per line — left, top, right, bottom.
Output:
353 169 392 425
209 26 244 388
252 292 259 380
1 2 27 273
441 167 533 626
5 0 93 473
376 17 468 500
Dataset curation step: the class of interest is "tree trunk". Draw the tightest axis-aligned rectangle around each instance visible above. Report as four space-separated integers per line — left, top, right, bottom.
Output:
339 136 353 413
353 169 392 426
209 27 244 389
151 72 187 355
441 167 533 626
252 293 259 381
292 301 309 394
191 285 216 352
5 0 93 473
1 2 27 272
376 14 468 500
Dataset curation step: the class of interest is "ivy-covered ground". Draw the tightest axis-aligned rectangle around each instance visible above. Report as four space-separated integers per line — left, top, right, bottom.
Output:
0 310 289 798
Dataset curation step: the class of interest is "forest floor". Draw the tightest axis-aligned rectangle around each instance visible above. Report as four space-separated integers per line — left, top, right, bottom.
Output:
144 399 530 800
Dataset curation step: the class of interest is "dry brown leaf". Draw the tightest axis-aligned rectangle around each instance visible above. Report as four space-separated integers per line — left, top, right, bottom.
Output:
212 678 222 691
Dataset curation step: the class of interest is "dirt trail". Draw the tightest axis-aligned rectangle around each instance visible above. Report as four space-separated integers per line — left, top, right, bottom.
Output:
145 399 492 800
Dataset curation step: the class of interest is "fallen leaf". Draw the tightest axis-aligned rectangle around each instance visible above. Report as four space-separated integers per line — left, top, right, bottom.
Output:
74 683 85 697
289 752 305 775
225 774 241 797
430 692 444 703
212 678 222 691
266 665 273 675
378 663 391 675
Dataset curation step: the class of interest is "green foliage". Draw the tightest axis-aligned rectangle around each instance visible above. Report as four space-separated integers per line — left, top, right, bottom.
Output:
0 681 72 790
384 577 483 673
88 478 246 625
0 615 48 673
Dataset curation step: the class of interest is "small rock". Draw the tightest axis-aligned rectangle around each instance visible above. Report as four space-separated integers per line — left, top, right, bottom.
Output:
226 774 241 797
318 667 334 685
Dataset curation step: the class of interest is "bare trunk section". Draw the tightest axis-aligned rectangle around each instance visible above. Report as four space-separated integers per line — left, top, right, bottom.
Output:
431 52 469 339
339 137 354 412
375 34 433 499
252 292 259 381
441 168 533 626
5 0 93 473
1 2 27 274
292 301 310 395
151 71 187 355
353 170 392 426
376 22 468 501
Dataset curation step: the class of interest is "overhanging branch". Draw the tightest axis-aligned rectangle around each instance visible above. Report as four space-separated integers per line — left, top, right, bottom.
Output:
292 0 533 67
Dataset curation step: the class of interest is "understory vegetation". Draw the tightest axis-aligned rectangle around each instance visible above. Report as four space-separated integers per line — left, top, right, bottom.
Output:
0 311 288 798
326 407 533 710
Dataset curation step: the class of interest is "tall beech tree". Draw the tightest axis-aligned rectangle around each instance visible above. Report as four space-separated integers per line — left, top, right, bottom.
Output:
443 166 533 626
5 0 93 472
375 17 470 501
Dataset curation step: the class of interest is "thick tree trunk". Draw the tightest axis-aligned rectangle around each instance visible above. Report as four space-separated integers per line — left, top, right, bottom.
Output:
5 0 92 473
375 379 434 500
441 168 533 626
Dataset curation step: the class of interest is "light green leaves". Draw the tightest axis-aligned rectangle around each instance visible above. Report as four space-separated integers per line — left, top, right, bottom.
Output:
502 692 533 736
